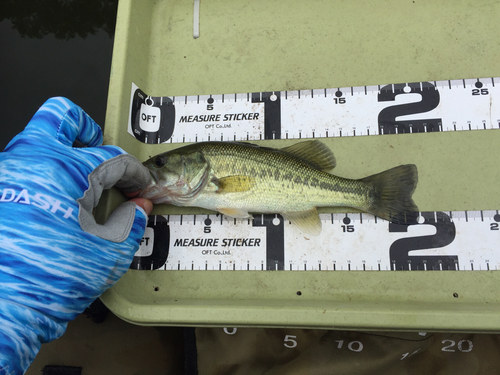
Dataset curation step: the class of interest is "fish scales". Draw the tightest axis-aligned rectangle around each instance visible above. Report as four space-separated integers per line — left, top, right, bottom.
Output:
197 142 371 212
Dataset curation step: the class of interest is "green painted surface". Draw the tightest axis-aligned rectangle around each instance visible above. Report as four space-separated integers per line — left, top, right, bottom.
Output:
100 0 500 331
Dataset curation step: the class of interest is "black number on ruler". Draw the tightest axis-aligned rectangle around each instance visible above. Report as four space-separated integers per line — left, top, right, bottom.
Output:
341 216 355 232
207 97 214 110
252 92 281 139
252 214 285 270
378 82 441 134
389 212 458 270
130 215 170 270
472 88 488 96
130 87 176 144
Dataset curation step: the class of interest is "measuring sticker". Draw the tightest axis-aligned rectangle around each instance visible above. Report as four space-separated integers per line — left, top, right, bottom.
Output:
128 83 265 144
128 78 500 143
131 211 500 272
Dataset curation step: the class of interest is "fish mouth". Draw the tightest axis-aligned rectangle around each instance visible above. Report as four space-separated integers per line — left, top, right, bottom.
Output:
149 170 158 185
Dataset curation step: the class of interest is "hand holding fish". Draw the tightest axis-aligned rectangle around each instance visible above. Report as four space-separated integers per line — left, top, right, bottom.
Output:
0 98 152 373
139 140 418 235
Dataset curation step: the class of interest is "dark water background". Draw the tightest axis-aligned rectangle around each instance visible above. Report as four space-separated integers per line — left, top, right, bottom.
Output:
0 0 118 150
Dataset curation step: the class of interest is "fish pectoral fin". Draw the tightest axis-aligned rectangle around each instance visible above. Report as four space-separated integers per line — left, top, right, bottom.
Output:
281 140 336 171
215 175 255 193
217 208 253 219
282 208 322 236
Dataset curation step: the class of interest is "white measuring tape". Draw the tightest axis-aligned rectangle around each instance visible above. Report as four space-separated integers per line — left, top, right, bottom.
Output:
128 78 500 144
131 210 500 272
127 78 500 271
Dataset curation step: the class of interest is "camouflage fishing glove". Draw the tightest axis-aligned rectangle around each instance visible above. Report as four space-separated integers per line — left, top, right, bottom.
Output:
0 97 151 374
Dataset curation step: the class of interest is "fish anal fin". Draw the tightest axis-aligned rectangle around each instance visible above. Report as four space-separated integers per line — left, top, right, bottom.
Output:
282 208 322 236
217 207 253 219
215 175 255 193
281 140 336 171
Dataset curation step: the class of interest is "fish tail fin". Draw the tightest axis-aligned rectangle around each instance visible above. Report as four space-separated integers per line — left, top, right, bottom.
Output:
362 164 419 224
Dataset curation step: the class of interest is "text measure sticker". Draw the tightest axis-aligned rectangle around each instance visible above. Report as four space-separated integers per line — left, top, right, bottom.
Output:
131 210 500 272
128 78 500 143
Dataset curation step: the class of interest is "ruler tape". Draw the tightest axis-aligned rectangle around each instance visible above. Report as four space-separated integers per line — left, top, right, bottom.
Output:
127 78 500 271
128 78 500 144
131 210 500 272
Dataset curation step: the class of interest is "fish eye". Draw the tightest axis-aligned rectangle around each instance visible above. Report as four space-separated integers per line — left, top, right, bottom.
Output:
154 156 167 168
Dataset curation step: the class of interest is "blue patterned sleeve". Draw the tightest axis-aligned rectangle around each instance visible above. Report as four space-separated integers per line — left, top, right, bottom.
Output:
0 98 148 374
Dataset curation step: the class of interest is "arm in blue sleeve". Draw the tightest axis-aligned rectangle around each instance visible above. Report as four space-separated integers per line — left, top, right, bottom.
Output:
0 97 150 374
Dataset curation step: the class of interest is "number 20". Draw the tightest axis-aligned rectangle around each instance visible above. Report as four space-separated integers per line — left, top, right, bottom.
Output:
441 339 473 352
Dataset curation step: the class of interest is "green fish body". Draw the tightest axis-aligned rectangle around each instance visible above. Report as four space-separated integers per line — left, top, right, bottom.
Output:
139 140 418 235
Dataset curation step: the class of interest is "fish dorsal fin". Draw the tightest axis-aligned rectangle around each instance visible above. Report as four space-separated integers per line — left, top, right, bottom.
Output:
215 175 255 193
282 208 322 236
281 140 336 171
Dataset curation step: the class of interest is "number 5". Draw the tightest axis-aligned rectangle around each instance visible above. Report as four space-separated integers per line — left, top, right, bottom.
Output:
284 335 298 348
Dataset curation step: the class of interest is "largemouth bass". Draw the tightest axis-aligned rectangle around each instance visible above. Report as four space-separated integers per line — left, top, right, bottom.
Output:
139 140 418 235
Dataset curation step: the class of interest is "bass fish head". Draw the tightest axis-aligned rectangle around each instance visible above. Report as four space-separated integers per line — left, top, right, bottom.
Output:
139 149 209 205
